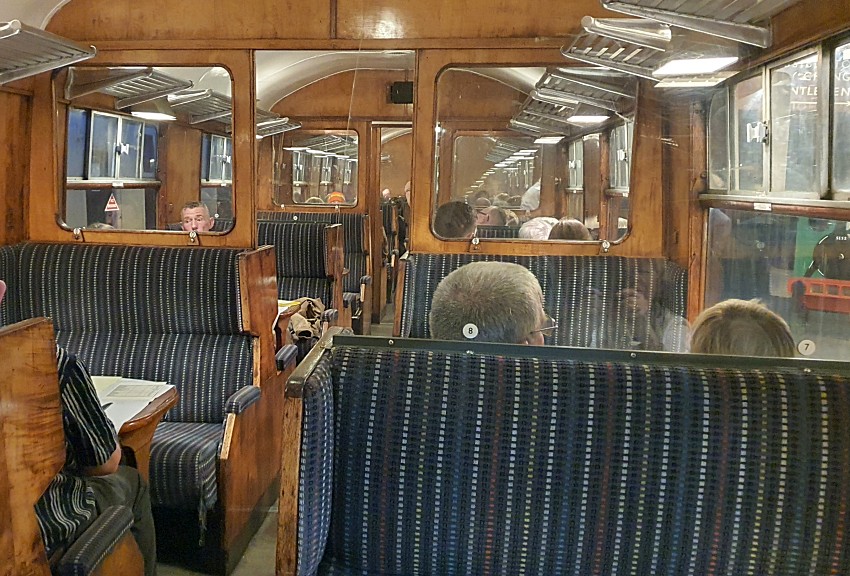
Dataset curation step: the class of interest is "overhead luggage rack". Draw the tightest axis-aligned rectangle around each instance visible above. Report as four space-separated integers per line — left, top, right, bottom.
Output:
65 67 193 107
0 19 96 85
168 89 233 125
600 0 806 48
256 118 302 138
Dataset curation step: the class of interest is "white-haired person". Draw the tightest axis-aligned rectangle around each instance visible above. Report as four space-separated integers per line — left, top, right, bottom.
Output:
518 217 559 240
690 298 795 357
429 261 555 345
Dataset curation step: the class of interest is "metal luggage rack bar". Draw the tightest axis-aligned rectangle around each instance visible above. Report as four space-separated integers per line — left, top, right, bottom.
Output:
0 19 95 85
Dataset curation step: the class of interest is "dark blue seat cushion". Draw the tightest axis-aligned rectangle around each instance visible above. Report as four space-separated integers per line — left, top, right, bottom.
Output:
149 422 221 512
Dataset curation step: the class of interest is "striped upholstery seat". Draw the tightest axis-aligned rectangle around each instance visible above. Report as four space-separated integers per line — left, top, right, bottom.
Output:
399 253 689 352
258 212 371 314
258 220 336 306
294 342 850 576
476 225 520 239
2 243 253 523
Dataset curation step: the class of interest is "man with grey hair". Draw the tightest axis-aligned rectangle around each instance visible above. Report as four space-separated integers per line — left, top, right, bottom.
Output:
429 261 554 345
519 216 559 240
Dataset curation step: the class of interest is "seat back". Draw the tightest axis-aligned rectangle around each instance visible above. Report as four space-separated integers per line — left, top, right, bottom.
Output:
476 225 520 239
9 243 253 424
290 338 850 576
258 220 345 308
258 211 370 294
398 253 689 351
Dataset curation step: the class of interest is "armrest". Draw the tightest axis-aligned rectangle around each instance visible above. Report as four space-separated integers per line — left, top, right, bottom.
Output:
322 308 339 324
225 386 262 415
276 344 298 372
54 505 137 576
360 274 372 286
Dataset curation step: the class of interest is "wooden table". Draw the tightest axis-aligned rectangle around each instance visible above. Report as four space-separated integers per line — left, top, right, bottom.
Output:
118 388 178 481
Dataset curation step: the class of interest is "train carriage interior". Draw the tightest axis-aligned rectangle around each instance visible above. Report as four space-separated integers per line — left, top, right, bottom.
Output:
3 0 850 574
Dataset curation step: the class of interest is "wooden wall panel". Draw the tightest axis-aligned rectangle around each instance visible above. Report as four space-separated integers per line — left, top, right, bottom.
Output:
436 69 523 120
0 91 31 245
272 70 413 120
48 0 332 41
160 124 203 225
335 0 608 40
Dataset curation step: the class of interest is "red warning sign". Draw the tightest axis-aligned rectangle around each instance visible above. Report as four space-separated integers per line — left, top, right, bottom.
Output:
104 193 120 212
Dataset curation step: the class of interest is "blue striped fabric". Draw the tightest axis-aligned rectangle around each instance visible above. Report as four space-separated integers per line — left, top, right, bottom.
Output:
258 211 367 254
476 225 520 239
305 346 850 576
0 244 20 326
279 278 334 307
149 422 221 511
57 331 254 424
225 385 261 415
259 221 329 279
400 254 689 352
54 505 134 576
297 355 335 576
15 243 244 335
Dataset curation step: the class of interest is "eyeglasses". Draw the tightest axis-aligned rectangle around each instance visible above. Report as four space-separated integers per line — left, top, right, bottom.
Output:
531 315 558 338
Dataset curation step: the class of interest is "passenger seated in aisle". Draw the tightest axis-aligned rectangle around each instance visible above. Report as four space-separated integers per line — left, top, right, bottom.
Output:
475 206 508 226
0 280 157 575
548 218 592 240
518 216 558 240
429 261 554 345
690 298 796 357
180 201 215 233
433 201 476 239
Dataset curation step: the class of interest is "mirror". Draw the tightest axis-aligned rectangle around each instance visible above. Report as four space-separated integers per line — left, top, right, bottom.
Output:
57 65 235 233
433 65 635 241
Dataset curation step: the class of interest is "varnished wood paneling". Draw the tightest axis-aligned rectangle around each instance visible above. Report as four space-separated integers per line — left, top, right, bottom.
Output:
257 137 276 211
48 0 332 41
238 246 279 379
0 91 30 245
436 69 523 120
27 49 257 248
161 124 202 225
336 0 608 40
272 70 413 120
0 318 65 575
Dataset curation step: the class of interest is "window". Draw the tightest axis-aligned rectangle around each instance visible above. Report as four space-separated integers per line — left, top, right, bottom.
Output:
833 40 850 195
707 41 850 199
202 134 233 183
608 121 633 190
704 207 850 361
64 107 161 230
568 139 583 190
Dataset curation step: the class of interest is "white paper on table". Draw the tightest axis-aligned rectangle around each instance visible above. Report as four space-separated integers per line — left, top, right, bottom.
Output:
91 376 173 432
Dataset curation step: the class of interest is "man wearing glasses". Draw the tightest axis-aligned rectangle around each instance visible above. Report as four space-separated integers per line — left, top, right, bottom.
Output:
429 261 555 345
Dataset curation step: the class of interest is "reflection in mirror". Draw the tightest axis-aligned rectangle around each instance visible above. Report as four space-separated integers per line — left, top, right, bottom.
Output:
433 65 635 241
58 66 235 233
272 130 359 206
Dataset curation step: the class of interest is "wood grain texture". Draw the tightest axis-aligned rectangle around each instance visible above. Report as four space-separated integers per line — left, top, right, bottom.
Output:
271 70 413 121
0 91 31 246
48 0 332 41
238 246 280 380
275 396 303 576
335 0 606 40
0 318 61 575
161 124 203 226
